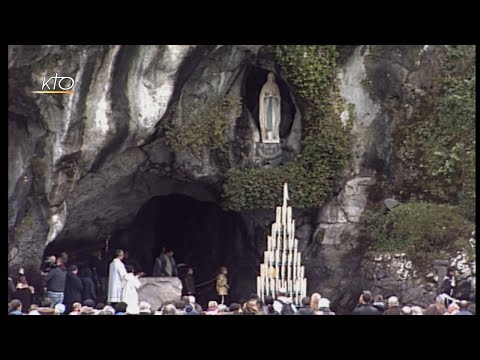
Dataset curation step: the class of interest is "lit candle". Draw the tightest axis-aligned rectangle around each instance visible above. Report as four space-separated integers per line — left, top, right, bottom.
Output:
293 259 297 280
298 253 301 267
287 207 292 229
276 207 281 224
291 220 295 240
294 280 298 304
282 203 286 226
290 279 293 300
271 265 276 278
294 239 298 251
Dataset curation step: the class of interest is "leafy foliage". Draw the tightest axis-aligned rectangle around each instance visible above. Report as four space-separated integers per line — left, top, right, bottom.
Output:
166 94 241 163
396 45 475 220
360 202 474 266
222 45 352 210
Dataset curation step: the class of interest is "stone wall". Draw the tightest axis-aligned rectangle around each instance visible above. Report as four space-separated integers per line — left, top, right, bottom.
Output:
361 240 475 307
137 277 182 312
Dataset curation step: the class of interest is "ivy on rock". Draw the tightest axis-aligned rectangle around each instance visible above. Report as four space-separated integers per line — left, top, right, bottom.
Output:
222 45 352 210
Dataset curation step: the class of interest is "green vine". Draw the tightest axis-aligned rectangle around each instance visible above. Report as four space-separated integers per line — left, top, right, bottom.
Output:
395 45 475 220
222 45 352 210
360 202 474 268
165 94 241 163
15 212 35 235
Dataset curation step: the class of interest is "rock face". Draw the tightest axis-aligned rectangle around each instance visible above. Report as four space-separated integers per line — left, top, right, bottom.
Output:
137 277 182 312
361 249 476 307
8 45 472 311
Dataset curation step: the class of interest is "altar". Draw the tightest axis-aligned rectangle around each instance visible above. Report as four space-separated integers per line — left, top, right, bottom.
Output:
138 277 182 311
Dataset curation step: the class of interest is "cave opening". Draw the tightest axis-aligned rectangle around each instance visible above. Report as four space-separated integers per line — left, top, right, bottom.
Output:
126 193 250 305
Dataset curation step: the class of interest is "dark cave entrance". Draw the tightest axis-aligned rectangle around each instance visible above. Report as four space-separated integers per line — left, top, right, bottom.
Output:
127 194 250 305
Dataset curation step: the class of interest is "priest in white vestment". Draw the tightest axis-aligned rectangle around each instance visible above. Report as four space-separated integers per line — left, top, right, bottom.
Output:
107 249 127 304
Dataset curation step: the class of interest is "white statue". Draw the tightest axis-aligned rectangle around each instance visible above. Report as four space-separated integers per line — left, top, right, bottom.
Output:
259 72 281 143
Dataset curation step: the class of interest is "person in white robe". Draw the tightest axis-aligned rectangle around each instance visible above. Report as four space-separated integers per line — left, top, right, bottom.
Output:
121 265 141 308
107 249 127 304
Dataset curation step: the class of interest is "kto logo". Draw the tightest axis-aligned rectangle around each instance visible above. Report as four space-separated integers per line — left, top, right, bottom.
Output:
32 73 75 94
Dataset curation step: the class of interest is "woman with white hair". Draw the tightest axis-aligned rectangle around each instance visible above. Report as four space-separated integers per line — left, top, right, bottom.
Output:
383 296 402 315
310 293 322 314
411 306 424 315
317 298 335 315
401 306 412 315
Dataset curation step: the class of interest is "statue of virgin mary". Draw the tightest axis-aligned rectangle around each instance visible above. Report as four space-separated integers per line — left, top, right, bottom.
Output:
259 72 281 143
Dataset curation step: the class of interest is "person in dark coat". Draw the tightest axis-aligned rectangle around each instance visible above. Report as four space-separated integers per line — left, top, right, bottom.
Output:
14 275 34 313
295 296 315 315
89 249 107 302
441 266 457 307
352 290 381 315
182 267 196 296
8 277 16 303
372 295 386 313
43 258 67 307
79 268 96 303
64 265 83 314
383 296 402 315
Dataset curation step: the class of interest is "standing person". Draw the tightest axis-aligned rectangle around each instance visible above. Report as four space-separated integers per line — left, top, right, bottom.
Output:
107 249 127 306
441 266 457 306
152 248 166 276
182 267 196 296
121 265 142 309
14 275 34 313
59 252 69 270
273 288 297 315
64 265 83 314
317 298 335 315
43 257 67 307
351 290 381 315
216 266 229 305
89 249 106 302
8 277 16 303
383 296 402 315
160 249 178 277
79 268 96 303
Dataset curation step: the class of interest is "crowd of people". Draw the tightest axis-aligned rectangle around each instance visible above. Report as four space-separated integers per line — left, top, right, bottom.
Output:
8 249 475 315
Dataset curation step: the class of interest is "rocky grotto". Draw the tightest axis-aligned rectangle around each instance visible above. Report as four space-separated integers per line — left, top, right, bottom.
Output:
8 45 475 313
